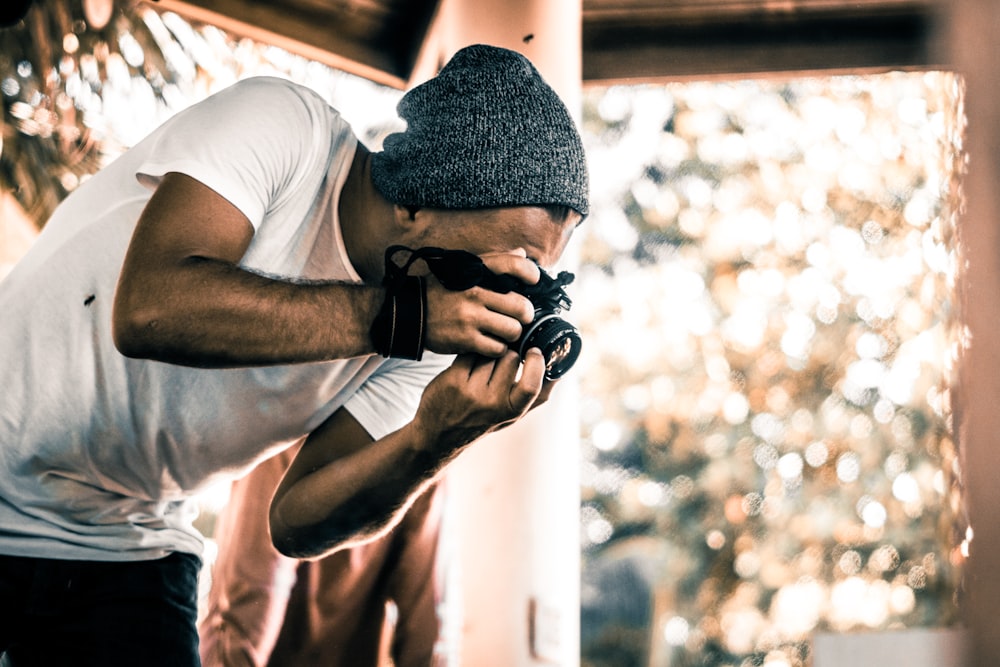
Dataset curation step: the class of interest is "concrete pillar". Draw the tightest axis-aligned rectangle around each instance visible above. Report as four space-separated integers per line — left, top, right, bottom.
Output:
420 2 584 665
947 1 1000 664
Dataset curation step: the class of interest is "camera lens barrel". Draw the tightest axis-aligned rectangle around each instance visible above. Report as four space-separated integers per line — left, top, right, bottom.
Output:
518 313 582 380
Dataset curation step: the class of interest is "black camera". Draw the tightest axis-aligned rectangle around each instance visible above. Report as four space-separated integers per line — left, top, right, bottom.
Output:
380 245 582 379
477 266 582 380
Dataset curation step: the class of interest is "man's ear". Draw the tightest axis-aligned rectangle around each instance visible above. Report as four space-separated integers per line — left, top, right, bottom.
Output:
392 204 420 221
392 204 431 238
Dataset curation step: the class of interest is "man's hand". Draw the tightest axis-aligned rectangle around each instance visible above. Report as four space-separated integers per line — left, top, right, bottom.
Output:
412 348 555 456
422 249 542 358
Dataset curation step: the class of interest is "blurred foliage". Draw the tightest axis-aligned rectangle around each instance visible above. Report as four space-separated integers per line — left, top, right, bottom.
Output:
0 0 401 228
0 0 176 224
576 75 966 667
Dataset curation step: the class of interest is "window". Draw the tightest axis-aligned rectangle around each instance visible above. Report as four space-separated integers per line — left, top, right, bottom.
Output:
577 74 965 666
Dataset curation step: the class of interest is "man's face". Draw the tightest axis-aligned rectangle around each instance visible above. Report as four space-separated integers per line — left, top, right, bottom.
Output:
403 206 581 270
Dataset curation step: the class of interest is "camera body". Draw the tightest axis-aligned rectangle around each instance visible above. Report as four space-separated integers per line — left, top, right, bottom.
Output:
380 245 583 378
479 267 582 380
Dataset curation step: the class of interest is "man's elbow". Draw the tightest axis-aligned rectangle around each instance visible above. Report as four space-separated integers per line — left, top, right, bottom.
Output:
270 525 346 560
269 505 323 559
271 537 314 560
111 300 161 359
111 316 145 359
269 511 365 559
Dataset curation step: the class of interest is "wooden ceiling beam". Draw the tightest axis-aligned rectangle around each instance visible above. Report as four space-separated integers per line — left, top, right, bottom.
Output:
147 0 441 89
581 0 931 23
581 0 944 83
146 0 944 87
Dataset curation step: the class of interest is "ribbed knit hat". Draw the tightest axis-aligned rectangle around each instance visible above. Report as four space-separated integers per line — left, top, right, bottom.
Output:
370 44 589 216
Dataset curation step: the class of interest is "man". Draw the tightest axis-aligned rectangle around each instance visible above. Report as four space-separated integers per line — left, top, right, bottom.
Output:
0 43 588 666
199 446 452 667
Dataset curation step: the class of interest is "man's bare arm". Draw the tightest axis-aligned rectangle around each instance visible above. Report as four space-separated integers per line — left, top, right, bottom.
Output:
269 349 553 558
112 172 541 367
112 172 383 367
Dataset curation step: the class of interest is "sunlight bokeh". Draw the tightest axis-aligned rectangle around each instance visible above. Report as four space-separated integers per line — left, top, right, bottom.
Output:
577 74 965 667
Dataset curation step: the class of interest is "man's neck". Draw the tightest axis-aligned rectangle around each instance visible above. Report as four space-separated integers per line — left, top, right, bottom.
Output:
339 145 390 284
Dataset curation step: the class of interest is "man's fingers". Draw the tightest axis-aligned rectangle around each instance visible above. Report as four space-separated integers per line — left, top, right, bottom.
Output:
480 250 540 286
509 348 545 411
535 377 557 406
425 281 532 355
490 349 522 384
479 289 534 326
452 353 478 376
478 313 527 345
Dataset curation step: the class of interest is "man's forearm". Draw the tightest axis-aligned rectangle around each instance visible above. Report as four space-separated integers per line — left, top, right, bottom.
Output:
270 351 545 559
113 256 383 367
269 421 455 559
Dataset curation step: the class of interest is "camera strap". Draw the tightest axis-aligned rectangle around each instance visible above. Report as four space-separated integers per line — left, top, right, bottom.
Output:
370 247 426 360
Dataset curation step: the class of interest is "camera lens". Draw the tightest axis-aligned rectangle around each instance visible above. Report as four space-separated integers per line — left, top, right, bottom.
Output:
518 314 582 380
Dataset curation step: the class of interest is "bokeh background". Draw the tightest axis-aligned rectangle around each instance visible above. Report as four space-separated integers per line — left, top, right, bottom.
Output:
576 75 964 667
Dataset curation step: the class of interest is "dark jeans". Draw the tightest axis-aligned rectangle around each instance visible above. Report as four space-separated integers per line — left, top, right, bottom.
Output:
0 551 201 667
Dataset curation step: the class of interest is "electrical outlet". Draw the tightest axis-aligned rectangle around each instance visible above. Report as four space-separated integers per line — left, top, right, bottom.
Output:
529 597 562 663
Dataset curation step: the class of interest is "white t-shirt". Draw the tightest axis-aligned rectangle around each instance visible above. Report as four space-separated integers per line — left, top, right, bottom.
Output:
0 77 448 562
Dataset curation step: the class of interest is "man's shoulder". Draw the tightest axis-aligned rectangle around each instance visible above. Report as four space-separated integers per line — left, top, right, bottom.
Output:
215 76 320 108
214 76 347 131
228 75 307 94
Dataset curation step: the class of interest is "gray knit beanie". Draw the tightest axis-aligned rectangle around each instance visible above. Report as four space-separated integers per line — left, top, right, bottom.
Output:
370 44 589 216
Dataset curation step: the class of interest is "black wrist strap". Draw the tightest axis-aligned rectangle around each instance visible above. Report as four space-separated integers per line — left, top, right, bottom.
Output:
370 273 427 360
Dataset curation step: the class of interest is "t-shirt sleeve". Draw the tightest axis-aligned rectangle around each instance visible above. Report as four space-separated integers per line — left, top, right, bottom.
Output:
133 76 335 229
344 353 453 441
